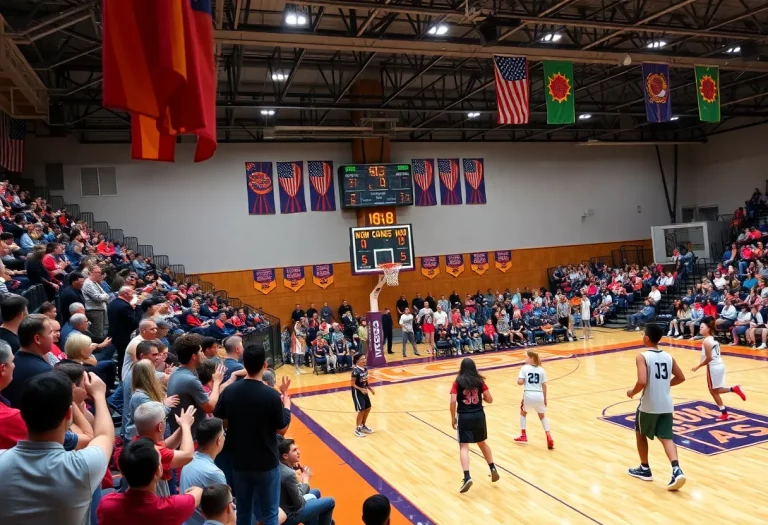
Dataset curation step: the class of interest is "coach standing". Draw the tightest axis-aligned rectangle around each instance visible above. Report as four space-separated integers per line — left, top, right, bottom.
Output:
382 308 393 354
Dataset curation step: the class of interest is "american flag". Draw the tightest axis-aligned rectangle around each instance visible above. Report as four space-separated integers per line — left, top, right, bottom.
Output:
412 159 435 206
463 158 486 204
0 114 26 173
308 160 335 211
438 158 461 205
493 56 529 125
277 161 306 213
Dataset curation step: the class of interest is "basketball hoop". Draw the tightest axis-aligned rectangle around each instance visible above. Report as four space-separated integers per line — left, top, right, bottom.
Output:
378 262 402 286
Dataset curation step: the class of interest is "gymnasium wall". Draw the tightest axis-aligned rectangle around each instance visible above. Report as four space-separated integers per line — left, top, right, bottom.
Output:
198 238 652 326
678 125 768 215
25 136 670 275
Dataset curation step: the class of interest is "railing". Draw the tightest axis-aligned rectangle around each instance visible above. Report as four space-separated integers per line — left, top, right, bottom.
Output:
93 221 110 236
22 284 46 313
124 236 138 252
109 229 124 244
138 245 154 259
79 212 94 228
65 203 80 218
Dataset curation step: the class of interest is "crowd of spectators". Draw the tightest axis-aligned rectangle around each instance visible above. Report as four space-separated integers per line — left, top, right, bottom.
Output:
0 181 392 524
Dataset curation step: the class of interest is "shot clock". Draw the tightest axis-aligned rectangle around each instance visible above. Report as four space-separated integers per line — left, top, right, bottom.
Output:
338 163 414 208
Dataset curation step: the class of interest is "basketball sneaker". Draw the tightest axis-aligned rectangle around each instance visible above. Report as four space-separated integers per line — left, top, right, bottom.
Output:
459 478 473 493
628 465 653 481
546 435 554 450
513 435 528 444
354 428 366 438
666 467 686 491
361 425 374 434
717 413 730 421
732 385 746 401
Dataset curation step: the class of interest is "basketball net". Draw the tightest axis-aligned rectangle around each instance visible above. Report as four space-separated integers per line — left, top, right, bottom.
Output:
369 263 401 312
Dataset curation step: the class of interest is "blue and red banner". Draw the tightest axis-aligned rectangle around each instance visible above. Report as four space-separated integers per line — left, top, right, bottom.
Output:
445 253 465 277
420 256 440 279
308 161 336 212
283 266 306 292
312 264 334 289
470 252 489 275
277 161 307 214
252 269 276 295
412 159 437 207
246 162 276 215
495 250 512 272
437 158 462 205
463 158 487 205
642 63 672 123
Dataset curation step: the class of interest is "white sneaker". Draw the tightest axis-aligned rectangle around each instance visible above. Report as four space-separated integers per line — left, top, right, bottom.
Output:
635 327 641 331
667 330 673 337
676 335 684 340
674 332 680 337
757 344 767 350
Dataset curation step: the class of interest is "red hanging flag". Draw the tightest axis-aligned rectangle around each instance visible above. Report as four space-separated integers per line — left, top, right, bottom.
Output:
102 0 217 162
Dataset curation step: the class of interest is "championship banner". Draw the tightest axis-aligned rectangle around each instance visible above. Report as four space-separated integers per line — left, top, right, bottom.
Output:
246 162 276 215
283 266 306 292
494 250 512 272
445 253 465 278
437 158 462 205
277 161 307 214
252 269 276 295
412 159 437 207
312 264 334 289
366 311 387 368
420 256 440 279
308 161 336 211
470 252 489 275
463 159 487 205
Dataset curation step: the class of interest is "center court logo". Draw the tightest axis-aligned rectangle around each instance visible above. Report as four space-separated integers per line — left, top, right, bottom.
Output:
600 400 768 455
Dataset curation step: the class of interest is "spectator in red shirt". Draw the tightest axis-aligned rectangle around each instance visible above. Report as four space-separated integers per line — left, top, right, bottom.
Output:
133 402 197 496
41 243 66 283
96 236 116 258
97 437 202 525
0 340 26 448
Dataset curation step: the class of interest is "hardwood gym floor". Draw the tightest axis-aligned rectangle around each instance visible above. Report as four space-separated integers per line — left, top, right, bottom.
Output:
284 330 768 524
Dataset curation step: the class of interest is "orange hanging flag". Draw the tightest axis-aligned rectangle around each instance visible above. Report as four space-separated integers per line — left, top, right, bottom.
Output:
102 0 217 162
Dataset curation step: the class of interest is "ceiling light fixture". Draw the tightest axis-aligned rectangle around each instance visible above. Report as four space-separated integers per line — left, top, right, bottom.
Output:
260 110 275 116
542 33 562 43
271 72 287 81
578 114 592 120
646 41 667 49
284 3 308 26
467 112 480 118
428 24 449 36
726 46 741 54
670 116 679 121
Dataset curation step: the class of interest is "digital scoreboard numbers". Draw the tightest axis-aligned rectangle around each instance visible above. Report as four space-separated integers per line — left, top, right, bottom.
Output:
350 224 415 274
338 163 414 208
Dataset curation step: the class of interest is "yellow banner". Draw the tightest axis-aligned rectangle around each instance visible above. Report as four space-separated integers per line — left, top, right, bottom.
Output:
283 266 306 292
252 269 276 295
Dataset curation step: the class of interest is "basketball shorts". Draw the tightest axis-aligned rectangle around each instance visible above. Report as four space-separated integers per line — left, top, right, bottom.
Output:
457 411 488 444
707 364 726 390
635 409 674 440
521 392 546 414
352 390 371 412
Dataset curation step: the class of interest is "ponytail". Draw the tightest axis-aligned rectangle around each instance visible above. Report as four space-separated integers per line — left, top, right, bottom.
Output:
527 350 541 367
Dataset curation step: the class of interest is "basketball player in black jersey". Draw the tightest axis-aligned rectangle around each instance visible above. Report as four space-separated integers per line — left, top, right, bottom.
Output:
352 354 375 437
449 358 499 493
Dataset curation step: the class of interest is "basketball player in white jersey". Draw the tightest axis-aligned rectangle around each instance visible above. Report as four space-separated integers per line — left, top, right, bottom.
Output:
692 317 746 421
626 324 687 490
513 351 554 449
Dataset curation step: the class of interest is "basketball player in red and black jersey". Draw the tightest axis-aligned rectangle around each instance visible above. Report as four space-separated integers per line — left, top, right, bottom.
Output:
450 358 499 493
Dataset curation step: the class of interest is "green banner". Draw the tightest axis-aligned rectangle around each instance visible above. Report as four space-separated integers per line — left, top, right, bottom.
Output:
543 60 575 124
695 65 720 123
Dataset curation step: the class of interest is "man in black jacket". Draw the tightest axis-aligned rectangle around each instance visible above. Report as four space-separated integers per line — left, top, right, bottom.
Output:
59 272 85 324
395 295 408 316
382 308 393 354
107 286 141 378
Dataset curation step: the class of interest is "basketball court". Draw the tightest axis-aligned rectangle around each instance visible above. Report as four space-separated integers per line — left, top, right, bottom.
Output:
287 332 768 525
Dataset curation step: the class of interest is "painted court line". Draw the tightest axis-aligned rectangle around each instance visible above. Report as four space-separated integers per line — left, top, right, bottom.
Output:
291 404 436 525
406 412 604 525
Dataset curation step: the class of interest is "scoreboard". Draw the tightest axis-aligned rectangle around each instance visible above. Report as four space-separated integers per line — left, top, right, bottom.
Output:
338 163 413 208
350 224 415 274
